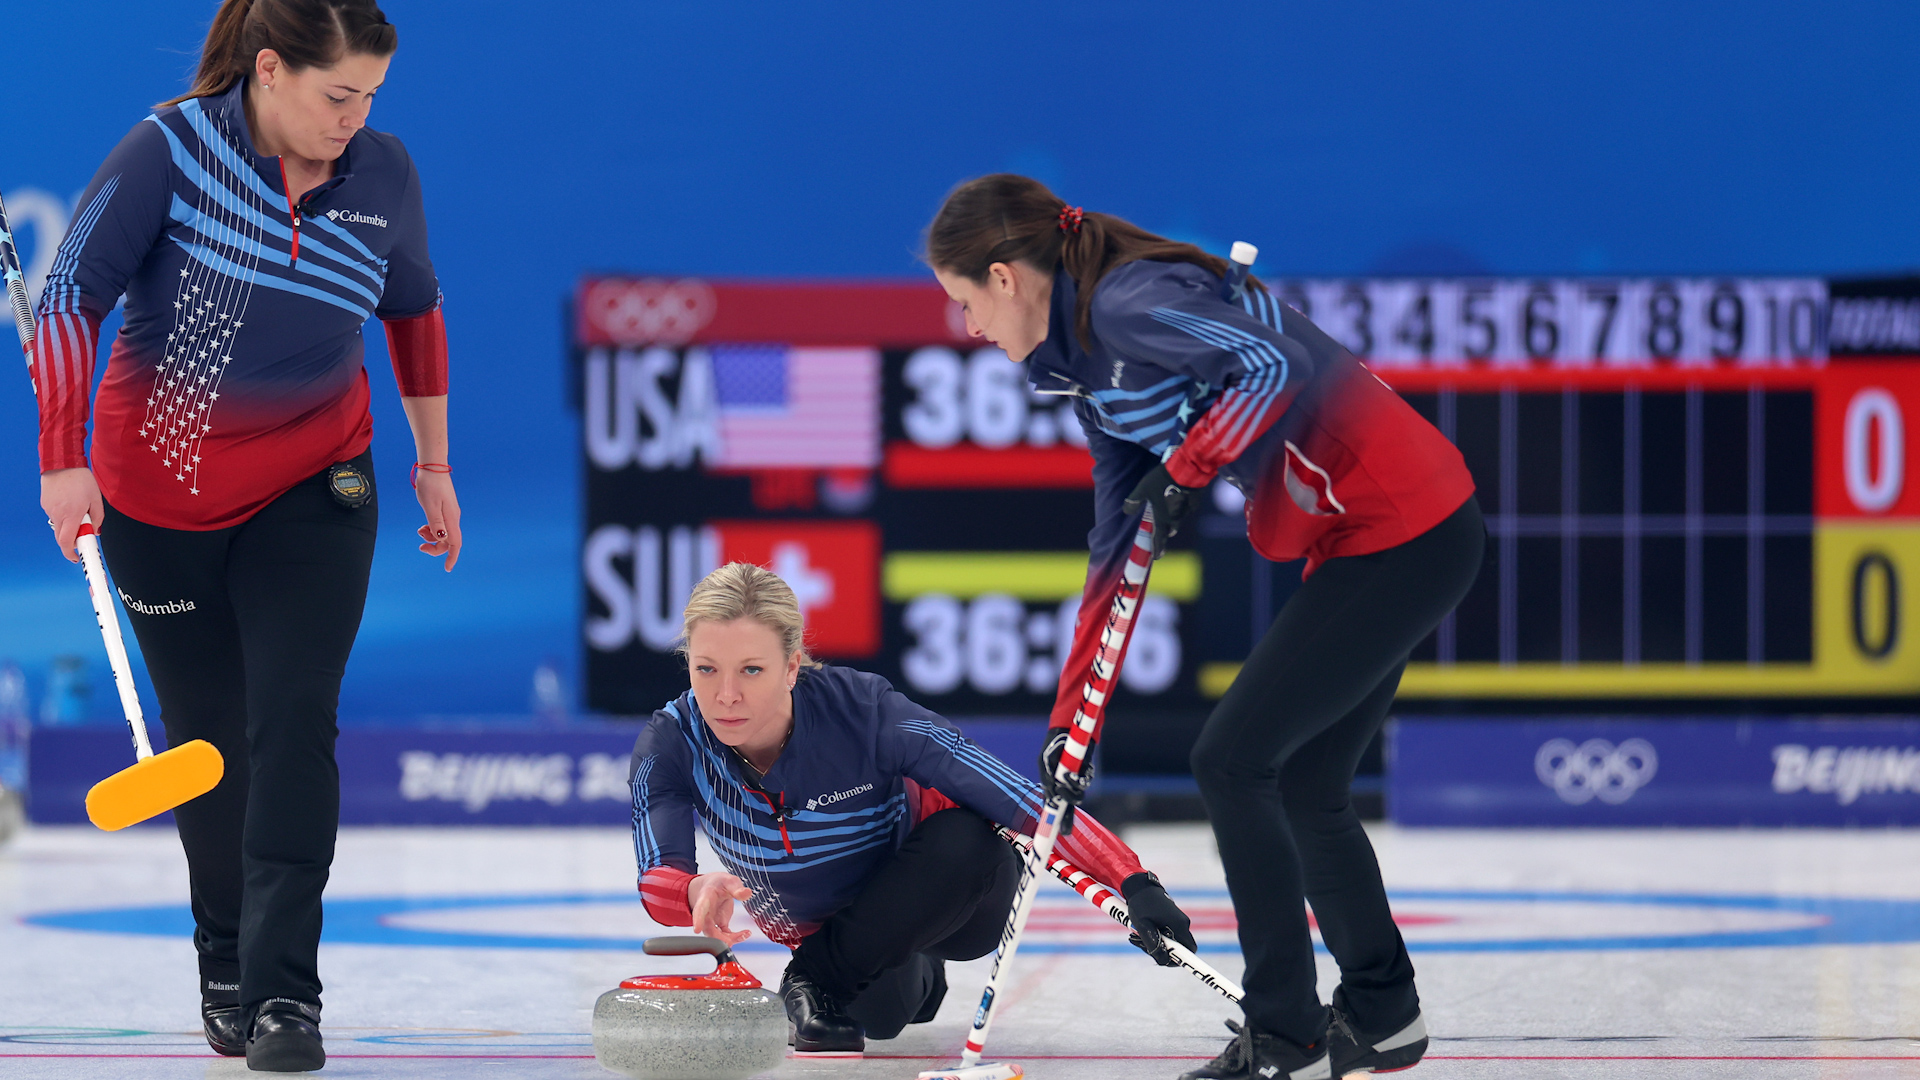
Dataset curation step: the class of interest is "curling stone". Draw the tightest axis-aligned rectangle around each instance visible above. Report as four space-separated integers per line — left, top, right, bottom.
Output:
593 935 786 1080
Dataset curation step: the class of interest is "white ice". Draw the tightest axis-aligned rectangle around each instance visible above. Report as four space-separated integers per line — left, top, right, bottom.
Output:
2 823 1918 1079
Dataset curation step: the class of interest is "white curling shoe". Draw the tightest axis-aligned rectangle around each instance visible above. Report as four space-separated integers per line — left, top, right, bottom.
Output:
1176 1019 1331 1080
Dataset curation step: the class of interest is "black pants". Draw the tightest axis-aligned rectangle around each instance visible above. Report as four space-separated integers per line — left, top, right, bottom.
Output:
1191 496 1484 1046
790 807 1022 1040
100 452 378 1015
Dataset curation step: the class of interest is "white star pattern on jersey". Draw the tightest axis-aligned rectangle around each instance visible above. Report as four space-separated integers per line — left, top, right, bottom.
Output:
135 111 263 496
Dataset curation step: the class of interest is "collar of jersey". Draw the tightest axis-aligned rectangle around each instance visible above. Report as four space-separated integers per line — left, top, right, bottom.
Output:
1021 266 1090 397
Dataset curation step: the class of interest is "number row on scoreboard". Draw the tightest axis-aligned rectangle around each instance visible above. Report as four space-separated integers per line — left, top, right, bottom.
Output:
1271 278 1829 366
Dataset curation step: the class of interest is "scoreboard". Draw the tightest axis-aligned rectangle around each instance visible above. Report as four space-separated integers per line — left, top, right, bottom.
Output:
572 274 1920 716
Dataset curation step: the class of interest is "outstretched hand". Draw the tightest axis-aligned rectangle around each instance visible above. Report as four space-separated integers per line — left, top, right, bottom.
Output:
688 872 754 946
411 469 462 571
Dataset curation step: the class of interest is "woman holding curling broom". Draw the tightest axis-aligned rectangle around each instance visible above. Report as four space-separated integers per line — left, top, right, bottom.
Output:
924 175 1483 1080
28 0 457 1070
628 562 1198 1055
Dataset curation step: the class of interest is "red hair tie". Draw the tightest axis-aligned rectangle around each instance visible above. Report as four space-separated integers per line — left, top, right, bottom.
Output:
1057 206 1084 234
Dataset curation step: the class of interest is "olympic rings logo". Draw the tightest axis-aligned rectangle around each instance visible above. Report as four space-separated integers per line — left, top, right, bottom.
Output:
582 278 717 345
1534 738 1659 805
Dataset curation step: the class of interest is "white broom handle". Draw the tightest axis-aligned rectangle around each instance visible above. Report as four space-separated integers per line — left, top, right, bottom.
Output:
957 514 1158 1067
959 795 1067 1067
76 523 152 760
6 200 148 759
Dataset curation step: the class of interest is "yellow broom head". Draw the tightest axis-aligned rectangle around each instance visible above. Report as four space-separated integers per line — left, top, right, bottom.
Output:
85 739 224 831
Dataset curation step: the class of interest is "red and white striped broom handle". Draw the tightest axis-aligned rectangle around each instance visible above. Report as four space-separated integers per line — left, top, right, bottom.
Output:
995 825 1245 1005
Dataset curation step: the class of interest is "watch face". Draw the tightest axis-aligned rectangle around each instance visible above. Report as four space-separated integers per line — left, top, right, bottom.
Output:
329 464 372 507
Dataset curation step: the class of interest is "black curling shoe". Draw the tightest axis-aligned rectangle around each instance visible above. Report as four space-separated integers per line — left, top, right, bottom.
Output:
1328 1006 1428 1076
202 998 247 1057
245 999 324 1072
779 966 864 1054
1177 1019 1330 1080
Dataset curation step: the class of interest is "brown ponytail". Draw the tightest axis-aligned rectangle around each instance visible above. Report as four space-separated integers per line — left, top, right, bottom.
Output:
160 0 398 108
924 173 1256 352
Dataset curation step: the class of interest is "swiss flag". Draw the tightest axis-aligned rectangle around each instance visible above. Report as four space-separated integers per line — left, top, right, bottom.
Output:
710 520 881 657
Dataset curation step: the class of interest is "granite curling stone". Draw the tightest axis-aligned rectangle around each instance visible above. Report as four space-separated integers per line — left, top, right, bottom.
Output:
593 935 786 1080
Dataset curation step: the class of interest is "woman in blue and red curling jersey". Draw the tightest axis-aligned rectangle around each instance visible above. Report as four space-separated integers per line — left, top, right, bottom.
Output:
629 561 1198 1055
926 175 1485 1080
29 0 458 1070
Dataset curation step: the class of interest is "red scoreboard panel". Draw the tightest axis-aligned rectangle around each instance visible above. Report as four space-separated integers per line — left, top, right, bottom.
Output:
573 274 1920 715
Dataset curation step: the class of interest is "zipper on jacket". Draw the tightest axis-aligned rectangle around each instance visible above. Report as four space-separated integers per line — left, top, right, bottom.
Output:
276 158 301 265
748 789 795 855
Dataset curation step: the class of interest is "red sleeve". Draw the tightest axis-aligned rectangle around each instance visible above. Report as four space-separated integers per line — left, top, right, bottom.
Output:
639 865 695 926
915 781 1146 887
1055 806 1146 886
31 309 103 472
1164 398 1283 488
382 301 448 397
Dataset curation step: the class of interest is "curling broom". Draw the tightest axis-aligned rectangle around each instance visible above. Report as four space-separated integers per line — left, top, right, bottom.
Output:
918 510 1157 1080
76 521 223 829
1 192 224 831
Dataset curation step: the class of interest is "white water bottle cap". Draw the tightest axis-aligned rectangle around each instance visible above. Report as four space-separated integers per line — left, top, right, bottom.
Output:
1229 241 1258 266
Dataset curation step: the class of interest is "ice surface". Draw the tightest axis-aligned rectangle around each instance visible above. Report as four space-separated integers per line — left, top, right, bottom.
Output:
2 823 1917 1079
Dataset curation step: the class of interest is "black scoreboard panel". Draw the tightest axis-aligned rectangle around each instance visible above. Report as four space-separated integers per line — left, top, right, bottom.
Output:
1404 386 1815 667
1187 387 1817 687
574 275 1920 722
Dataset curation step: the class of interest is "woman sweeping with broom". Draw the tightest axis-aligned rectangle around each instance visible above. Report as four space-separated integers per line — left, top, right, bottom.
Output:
28 0 458 1069
922 175 1484 1080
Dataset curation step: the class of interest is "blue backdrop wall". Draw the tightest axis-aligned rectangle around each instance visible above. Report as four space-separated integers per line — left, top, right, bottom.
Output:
3 0 1917 720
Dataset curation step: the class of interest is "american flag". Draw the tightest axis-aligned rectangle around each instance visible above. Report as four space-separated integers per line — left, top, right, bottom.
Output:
709 345 879 468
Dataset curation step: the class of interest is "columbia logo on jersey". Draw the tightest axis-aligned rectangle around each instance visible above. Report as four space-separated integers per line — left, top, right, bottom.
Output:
805 782 873 811
325 208 388 228
118 589 196 615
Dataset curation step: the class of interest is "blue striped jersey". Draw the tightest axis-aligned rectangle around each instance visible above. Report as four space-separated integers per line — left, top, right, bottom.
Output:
628 664 1144 945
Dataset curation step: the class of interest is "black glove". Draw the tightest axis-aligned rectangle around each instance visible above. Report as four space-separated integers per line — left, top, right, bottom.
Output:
1121 871 1197 966
1037 728 1093 803
1122 462 1201 560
